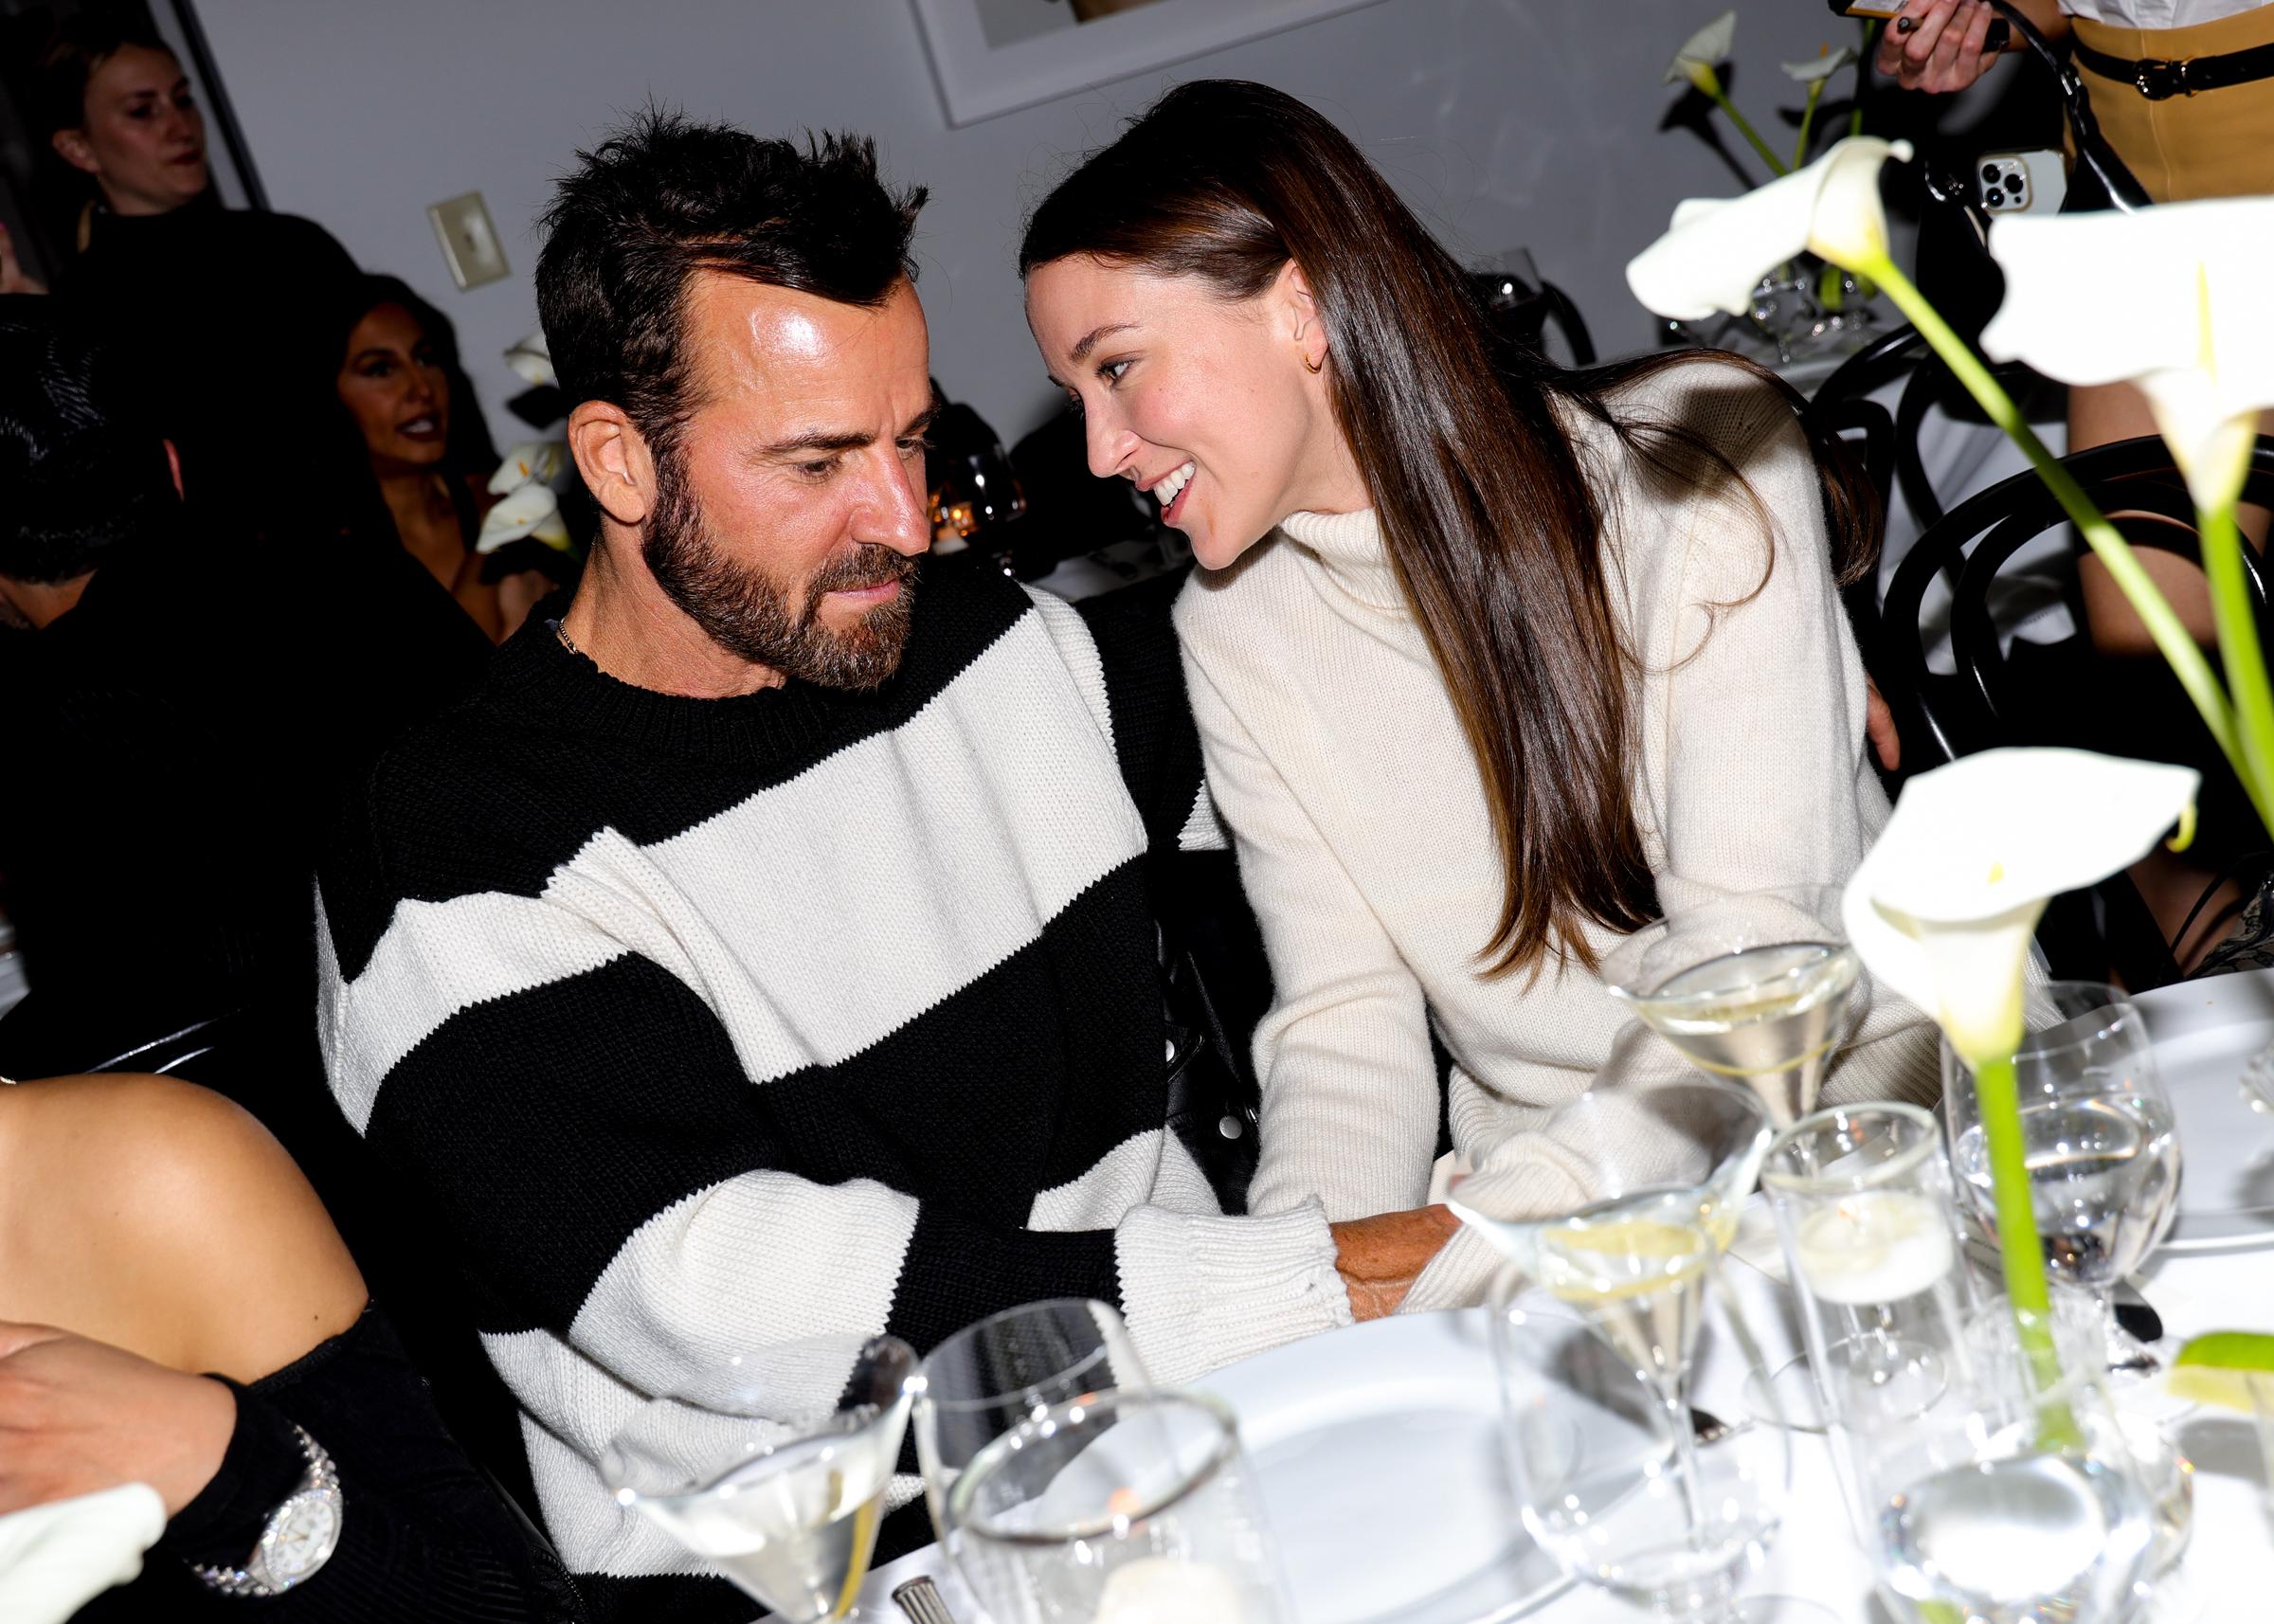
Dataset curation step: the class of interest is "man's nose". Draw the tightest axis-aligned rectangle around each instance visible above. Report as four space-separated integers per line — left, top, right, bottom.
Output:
864 448 931 557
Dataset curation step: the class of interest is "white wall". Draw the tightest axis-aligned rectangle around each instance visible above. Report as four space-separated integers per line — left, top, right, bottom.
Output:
193 0 1881 448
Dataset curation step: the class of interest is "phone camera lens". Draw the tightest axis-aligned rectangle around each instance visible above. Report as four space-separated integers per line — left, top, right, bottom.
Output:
1986 188 2006 208
1981 163 2002 182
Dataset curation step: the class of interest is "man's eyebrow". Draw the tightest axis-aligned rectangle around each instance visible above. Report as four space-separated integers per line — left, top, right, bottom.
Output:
1069 322 1138 364
756 405 941 460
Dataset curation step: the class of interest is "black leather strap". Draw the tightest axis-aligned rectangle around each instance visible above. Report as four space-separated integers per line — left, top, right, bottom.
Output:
2072 36 2274 99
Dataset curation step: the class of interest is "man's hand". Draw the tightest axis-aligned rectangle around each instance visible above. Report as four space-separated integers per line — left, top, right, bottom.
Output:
0 224 49 297
1876 0 2005 93
1866 672 1901 772
1331 1204 1460 1321
0 1324 236 1519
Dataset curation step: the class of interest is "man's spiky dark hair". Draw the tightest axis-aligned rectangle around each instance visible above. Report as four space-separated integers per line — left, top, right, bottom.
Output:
535 108 927 453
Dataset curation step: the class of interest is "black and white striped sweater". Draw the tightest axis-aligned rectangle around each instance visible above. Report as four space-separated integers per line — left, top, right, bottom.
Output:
314 563 1350 1620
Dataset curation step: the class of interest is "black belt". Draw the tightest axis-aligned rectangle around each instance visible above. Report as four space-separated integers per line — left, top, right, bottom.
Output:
2072 36 2274 99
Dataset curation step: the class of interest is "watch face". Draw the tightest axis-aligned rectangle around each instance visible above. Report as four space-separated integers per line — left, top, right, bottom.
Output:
251 1489 343 1589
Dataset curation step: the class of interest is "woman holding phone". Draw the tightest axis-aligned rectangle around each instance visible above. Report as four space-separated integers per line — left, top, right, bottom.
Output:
1021 81 1940 1306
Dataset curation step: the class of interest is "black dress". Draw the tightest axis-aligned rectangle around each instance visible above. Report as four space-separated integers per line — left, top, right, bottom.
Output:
54 198 361 516
71 1307 587 1622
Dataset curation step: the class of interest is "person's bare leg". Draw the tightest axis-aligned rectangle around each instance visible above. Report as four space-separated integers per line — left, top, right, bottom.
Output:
2068 381 2274 972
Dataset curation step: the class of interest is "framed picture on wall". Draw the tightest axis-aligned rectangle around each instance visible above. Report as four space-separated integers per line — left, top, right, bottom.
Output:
910 0 1392 126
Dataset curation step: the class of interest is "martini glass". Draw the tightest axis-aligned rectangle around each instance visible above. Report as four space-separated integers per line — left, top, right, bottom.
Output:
1602 885 1865 1131
603 1335 918 1622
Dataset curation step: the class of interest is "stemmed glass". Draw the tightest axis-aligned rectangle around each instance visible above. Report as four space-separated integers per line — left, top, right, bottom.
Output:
912 1300 1147 1569
1602 884 1866 1132
1495 1234 1824 1623
1942 982 2183 1373
602 1336 918 1623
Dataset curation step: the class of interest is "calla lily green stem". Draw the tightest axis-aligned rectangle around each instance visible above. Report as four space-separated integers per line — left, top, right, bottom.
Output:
1855 251 2274 830
1794 81 1825 171
1971 1053 2084 1446
1708 87 1791 178
2199 498 2274 811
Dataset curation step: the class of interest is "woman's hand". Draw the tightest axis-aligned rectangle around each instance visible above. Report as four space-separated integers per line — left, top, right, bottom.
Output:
1876 0 2005 93
0 225 49 297
1331 1204 1460 1321
0 1323 235 1519
496 568 553 641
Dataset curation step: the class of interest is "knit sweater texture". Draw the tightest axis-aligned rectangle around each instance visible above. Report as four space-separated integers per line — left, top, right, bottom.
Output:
315 564 1349 1621
1172 362 1941 1309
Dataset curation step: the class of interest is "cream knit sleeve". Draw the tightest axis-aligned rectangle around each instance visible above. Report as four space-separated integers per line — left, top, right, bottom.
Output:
1180 653 1443 1222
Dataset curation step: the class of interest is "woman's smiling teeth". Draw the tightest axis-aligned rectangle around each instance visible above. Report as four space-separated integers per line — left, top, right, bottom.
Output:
1152 460 1195 510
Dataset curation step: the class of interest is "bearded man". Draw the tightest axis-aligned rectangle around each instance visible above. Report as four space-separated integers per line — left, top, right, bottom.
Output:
314 112 1450 1621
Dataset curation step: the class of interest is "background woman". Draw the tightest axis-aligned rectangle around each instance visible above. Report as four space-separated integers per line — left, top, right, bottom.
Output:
1021 80 1940 1307
331 276 559 643
0 1072 581 1620
28 13 356 522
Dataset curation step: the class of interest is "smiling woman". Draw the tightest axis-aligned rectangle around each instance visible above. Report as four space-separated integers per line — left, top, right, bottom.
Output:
327 275 563 644
1021 81 1941 1307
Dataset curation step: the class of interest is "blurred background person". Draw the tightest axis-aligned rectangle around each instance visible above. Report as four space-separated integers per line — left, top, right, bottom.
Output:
31 7 358 519
0 1071 583 1621
0 298 488 1102
329 275 562 643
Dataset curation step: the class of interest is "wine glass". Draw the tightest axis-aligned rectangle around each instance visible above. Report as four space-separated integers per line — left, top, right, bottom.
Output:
1495 1234 1827 1623
602 1335 917 1623
1942 982 2182 1373
1603 884 1866 1131
912 1300 1146 1565
945 1388 1292 1624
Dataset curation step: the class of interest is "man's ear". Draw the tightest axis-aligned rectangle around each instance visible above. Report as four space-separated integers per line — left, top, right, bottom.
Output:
162 440 182 498
567 401 656 530
50 127 99 178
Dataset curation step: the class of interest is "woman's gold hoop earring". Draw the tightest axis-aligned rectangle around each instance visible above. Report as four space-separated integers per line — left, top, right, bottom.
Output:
1302 350 1325 375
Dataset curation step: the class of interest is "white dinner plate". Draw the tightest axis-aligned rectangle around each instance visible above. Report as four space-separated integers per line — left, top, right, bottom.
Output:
2134 968 2274 1251
1196 1307 1572 1624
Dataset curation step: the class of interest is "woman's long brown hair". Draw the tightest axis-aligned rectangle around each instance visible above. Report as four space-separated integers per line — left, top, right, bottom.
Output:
1021 81 1879 980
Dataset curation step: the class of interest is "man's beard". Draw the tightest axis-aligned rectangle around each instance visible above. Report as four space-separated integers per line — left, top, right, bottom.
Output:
641 451 918 692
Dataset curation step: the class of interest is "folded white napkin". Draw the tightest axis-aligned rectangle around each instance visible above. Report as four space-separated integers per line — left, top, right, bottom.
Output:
0 1482 167 1624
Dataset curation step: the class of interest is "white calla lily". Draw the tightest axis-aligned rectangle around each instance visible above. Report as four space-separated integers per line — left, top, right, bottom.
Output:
1666 9 1738 91
1781 45 1858 81
488 440 566 495
476 480 570 553
1980 197 2274 512
1842 749 2197 1062
504 332 556 389
1626 135 1911 321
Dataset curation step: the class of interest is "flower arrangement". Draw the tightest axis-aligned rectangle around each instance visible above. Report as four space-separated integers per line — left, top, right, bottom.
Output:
1628 137 2274 1423
1660 8 1882 345
478 333 574 556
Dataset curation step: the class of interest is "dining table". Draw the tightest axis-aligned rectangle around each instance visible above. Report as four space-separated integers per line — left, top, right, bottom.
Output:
848 968 2274 1624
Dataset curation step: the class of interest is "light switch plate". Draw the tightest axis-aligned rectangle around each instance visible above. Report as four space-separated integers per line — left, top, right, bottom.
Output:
427 190 510 290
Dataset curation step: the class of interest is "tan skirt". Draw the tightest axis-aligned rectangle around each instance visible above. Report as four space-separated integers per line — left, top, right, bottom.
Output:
2070 5 2274 201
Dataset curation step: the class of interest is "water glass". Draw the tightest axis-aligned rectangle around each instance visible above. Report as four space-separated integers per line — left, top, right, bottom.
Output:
913 1298 1146 1555
602 1335 918 1623
1942 982 2181 1370
946 1388 1290 1624
1841 1303 2160 1624
1762 1103 1981 1440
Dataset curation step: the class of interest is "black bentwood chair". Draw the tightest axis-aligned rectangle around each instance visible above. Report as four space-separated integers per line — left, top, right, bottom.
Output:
1878 433 2274 985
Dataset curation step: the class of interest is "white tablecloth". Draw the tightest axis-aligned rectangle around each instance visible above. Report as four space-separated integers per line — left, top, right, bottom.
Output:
853 1232 2274 1624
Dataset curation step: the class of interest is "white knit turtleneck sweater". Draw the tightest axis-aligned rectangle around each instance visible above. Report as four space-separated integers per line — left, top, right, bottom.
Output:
1173 361 1940 1309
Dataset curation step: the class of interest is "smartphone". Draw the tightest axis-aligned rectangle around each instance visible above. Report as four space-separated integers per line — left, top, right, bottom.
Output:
1825 0 2012 49
1975 149 2066 214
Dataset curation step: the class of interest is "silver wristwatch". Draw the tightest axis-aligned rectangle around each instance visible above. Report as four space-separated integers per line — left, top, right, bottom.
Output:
190 1423 345 1597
